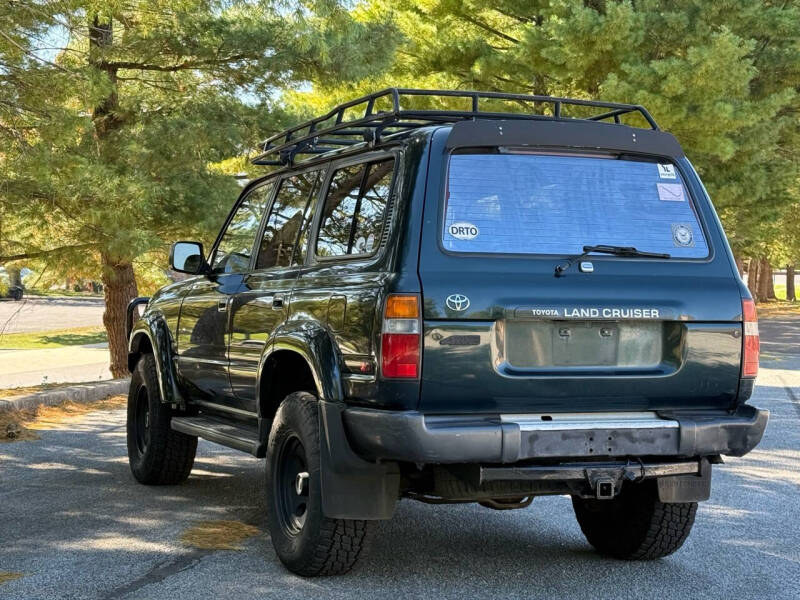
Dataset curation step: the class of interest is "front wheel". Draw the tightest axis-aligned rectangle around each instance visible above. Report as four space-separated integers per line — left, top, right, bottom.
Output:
127 353 197 485
265 392 370 576
572 480 697 560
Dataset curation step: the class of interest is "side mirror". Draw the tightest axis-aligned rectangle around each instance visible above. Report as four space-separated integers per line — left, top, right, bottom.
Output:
169 241 207 275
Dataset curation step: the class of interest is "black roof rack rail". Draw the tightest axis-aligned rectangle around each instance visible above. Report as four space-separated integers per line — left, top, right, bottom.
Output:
252 88 659 166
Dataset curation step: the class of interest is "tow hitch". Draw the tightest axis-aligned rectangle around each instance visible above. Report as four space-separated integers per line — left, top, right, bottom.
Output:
594 478 616 500
478 459 710 502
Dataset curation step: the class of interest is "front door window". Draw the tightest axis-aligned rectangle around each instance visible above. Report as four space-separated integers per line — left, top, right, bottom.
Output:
212 182 274 273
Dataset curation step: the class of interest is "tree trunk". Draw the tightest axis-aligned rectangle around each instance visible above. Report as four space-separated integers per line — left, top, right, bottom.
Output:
758 257 774 300
734 255 744 277
787 265 796 302
7 266 22 288
91 15 132 377
101 254 138 378
747 257 760 302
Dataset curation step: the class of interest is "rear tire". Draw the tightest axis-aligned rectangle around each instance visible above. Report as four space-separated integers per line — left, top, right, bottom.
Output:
127 353 197 485
572 480 697 560
265 392 370 576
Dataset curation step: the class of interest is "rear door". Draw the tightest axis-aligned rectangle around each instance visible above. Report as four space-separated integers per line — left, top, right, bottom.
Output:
417 131 743 415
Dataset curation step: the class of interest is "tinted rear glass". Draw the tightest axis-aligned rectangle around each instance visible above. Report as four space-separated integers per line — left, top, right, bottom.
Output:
443 153 708 258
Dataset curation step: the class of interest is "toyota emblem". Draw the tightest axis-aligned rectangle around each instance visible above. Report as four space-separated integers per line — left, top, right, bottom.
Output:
445 294 470 312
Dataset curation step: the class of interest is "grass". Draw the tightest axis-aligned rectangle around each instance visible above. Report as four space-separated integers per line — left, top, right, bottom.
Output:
25 288 102 298
0 326 107 349
180 520 261 551
0 384 64 399
756 301 800 317
0 395 126 443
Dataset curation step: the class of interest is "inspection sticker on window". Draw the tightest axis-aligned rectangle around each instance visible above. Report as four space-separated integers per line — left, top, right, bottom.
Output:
448 221 480 240
657 164 676 179
657 183 685 202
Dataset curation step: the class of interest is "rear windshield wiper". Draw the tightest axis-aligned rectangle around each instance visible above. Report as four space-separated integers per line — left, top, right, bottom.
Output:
555 245 671 277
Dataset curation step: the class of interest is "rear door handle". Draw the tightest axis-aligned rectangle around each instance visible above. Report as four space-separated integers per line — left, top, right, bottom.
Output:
272 294 284 309
218 299 229 312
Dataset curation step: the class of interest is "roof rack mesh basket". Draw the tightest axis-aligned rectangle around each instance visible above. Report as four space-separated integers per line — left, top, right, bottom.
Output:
252 88 659 166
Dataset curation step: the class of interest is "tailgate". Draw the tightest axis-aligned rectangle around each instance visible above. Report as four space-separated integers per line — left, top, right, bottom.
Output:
419 271 742 413
417 148 743 414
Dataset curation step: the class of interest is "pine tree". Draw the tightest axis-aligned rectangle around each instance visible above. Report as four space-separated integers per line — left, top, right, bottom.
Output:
0 1 398 375
348 0 800 279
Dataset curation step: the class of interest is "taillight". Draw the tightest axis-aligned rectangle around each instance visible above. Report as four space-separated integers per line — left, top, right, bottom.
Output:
742 298 759 378
381 294 420 378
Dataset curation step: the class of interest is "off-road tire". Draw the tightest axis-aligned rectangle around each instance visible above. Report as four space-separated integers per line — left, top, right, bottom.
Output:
265 392 370 576
572 480 697 560
127 353 197 485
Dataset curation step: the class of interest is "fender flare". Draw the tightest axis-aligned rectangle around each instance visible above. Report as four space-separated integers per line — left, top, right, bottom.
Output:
256 322 344 413
257 322 398 520
128 311 183 406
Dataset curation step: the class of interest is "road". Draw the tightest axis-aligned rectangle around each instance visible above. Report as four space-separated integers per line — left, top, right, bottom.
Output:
0 297 110 388
0 346 112 388
0 296 104 335
1 318 798 599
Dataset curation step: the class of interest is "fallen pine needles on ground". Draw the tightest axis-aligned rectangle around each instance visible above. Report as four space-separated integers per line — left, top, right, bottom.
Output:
0 395 126 442
180 520 261 551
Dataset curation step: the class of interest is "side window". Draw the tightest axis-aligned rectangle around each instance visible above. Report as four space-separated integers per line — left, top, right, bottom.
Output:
316 159 394 258
212 182 274 273
256 170 321 270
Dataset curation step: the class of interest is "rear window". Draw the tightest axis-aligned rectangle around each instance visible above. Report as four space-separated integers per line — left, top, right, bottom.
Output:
443 153 708 258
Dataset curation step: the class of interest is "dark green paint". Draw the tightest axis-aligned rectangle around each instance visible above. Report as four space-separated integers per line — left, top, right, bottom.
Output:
129 121 751 429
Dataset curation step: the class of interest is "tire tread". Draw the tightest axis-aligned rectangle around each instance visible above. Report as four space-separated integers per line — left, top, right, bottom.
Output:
266 392 370 576
572 481 697 560
127 354 197 485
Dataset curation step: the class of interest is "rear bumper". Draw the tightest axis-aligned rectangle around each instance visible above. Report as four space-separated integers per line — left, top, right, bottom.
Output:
342 404 768 464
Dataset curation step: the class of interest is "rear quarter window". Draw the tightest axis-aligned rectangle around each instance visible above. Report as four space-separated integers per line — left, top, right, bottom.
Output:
316 158 395 258
443 153 709 258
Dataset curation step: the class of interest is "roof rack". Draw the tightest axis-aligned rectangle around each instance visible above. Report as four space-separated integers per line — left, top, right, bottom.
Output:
252 88 659 166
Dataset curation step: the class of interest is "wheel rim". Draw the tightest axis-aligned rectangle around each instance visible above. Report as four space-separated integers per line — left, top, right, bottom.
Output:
134 386 150 454
275 435 309 535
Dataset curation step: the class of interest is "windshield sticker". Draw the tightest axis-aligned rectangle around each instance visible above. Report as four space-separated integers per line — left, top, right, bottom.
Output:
448 221 479 240
672 223 694 247
657 164 677 179
657 183 685 202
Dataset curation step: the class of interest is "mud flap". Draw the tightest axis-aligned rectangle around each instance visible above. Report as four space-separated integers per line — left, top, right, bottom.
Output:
319 401 400 520
657 458 712 502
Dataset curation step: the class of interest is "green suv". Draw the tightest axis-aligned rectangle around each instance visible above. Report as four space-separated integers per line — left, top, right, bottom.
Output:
126 88 768 576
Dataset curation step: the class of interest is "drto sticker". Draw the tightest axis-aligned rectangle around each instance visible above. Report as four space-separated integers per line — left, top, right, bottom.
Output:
448 222 479 240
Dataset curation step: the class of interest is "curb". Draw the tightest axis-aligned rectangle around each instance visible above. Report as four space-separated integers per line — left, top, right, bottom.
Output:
0 378 130 413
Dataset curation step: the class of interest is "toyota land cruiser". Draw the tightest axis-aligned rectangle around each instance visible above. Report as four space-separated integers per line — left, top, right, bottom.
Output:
126 88 768 576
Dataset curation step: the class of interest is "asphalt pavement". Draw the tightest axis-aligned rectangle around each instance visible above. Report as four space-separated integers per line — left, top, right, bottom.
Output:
0 297 111 388
1 318 798 599
0 296 104 335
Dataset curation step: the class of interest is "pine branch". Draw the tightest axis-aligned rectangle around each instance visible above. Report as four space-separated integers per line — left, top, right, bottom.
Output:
0 243 96 263
0 29 72 73
457 14 520 44
105 54 250 72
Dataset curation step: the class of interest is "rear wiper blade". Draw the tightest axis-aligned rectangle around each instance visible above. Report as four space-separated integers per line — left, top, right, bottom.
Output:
555 245 671 277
